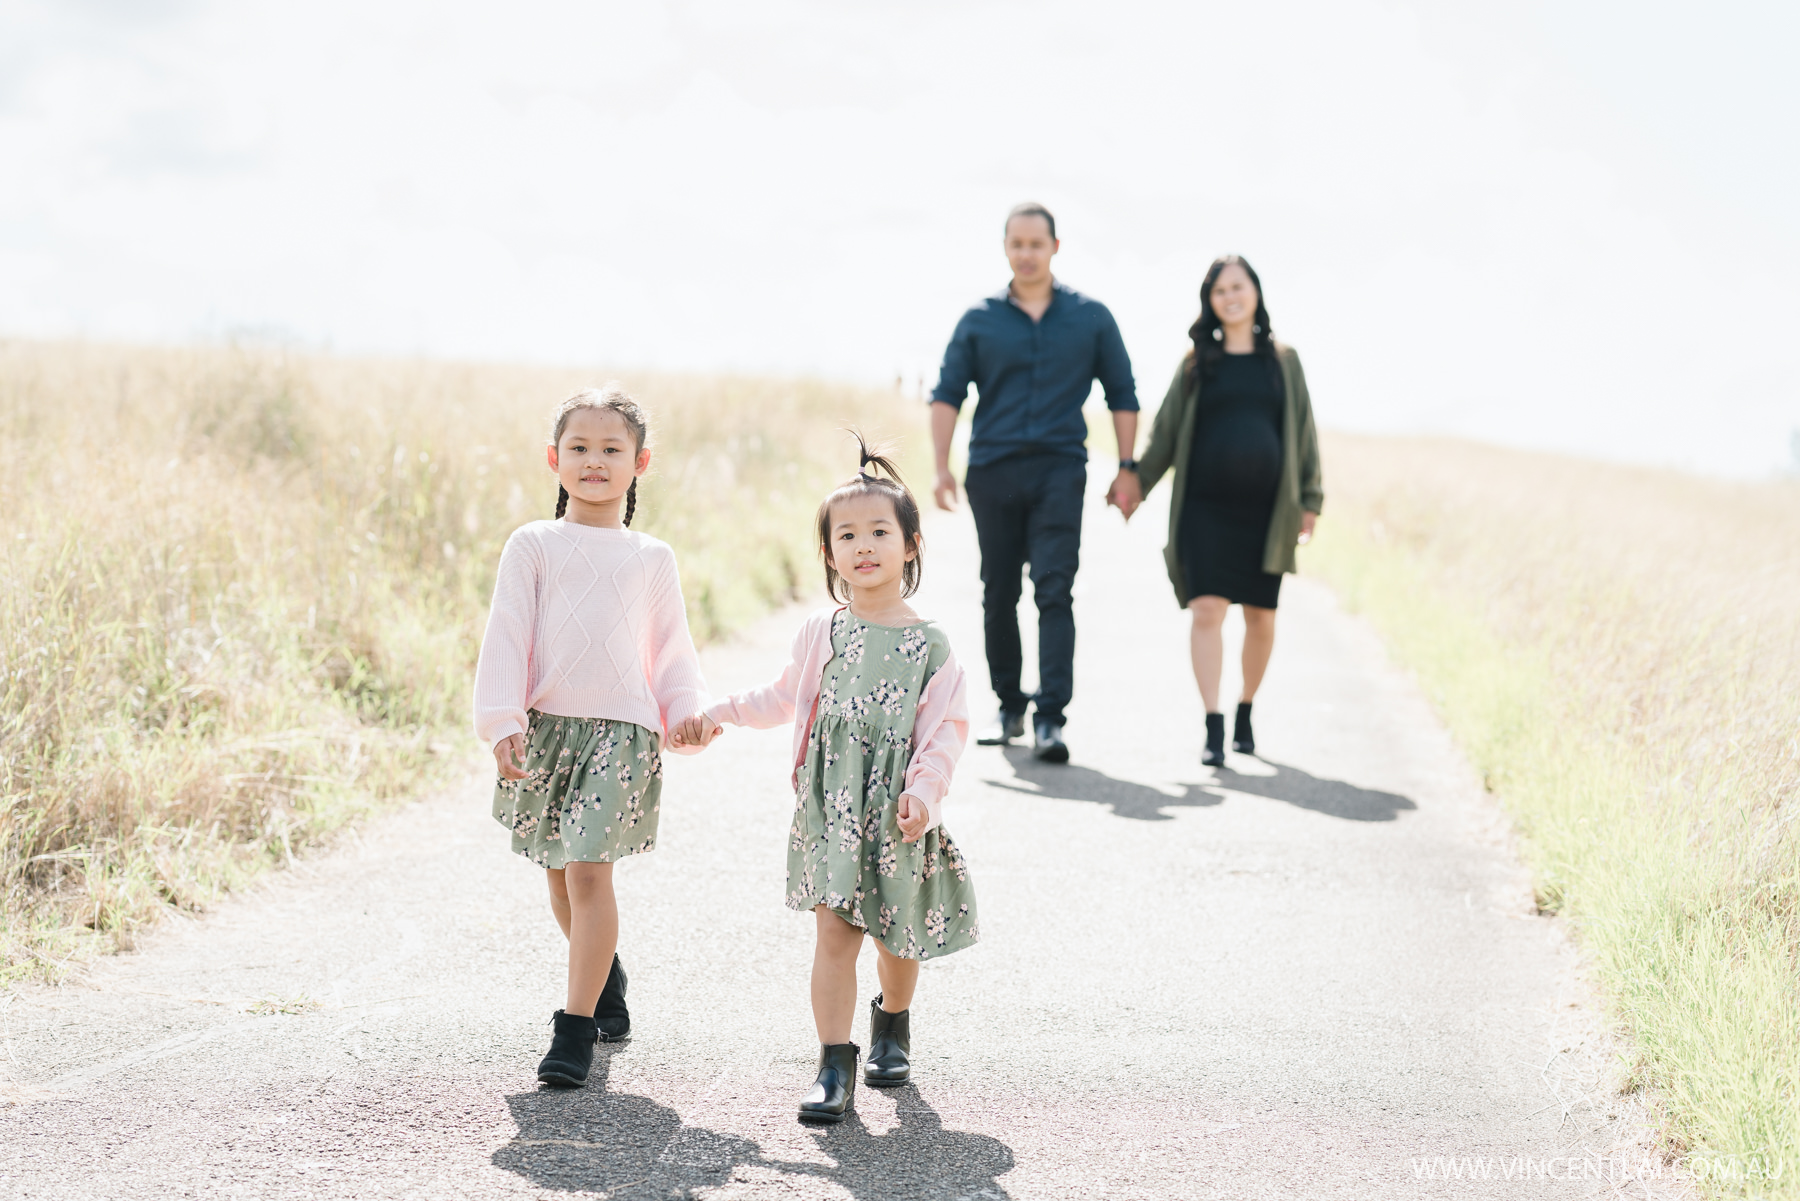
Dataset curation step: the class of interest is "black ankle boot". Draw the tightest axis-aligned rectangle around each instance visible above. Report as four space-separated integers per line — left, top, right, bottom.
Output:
1233 701 1255 754
864 994 911 1087
1203 712 1226 766
595 953 630 1042
537 1009 598 1088
797 1042 860 1124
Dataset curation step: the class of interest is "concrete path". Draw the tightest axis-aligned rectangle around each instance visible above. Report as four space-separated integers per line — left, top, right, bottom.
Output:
1 475 1674 1199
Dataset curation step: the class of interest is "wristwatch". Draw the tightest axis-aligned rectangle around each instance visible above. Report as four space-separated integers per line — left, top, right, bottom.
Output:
1117 458 1139 473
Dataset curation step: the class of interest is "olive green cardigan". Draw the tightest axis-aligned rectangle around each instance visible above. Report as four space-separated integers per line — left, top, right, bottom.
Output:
1136 342 1324 608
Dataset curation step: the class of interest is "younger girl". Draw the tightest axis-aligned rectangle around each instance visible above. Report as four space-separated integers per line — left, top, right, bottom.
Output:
678 440 978 1124
474 384 711 1089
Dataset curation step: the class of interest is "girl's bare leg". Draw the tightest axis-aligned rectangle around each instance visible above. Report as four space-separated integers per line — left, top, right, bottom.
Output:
545 868 573 939
1240 604 1277 702
1188 596 1230 712
811 906 865 1043
560 861 617 1018
872 939 920 1013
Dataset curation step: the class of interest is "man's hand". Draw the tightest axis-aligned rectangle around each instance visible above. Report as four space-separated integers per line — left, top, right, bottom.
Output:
928 401 960 512
1297 511 1318 546
1106 470 1142 520
670 714 722 749
896 793 929 843
493 734 528 780
933 468 960 512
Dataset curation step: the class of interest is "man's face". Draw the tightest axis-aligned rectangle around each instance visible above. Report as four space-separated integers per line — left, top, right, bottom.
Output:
1003 215 1058 285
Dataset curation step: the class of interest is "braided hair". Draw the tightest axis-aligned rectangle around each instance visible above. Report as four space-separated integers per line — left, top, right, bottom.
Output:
550 384 647 526
815 431 924 603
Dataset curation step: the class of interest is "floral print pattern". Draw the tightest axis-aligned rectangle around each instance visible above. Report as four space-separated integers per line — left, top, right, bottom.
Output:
786 611 979 961
493 711 663 869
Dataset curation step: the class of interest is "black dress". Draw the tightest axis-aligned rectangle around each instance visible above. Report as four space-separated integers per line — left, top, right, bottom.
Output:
1179 351 1285 609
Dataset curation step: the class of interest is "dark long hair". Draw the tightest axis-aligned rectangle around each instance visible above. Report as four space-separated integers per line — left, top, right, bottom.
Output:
550 384 646 526
816 432 924 603
1187 254 1275 382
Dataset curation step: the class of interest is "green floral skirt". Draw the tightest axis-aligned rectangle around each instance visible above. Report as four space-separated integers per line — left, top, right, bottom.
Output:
492 710 662 868
787 714 979 960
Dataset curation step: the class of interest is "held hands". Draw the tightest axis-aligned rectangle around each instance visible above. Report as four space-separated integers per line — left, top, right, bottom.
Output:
493 734 529 780
669 713 723 750
896 793 929 843
1105 470 1143 520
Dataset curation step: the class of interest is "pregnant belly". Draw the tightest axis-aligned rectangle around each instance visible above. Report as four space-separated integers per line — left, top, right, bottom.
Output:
1192 418 1282 502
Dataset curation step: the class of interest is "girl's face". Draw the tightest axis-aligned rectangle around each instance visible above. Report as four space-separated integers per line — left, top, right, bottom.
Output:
828 492 915 596
1209 263 1259 330
547 407 649 511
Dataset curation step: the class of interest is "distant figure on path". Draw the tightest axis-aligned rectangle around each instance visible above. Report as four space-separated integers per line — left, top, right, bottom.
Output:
685 439 977 1126
1114 256 1322 766
929 202 1140 763
473 386 713 1090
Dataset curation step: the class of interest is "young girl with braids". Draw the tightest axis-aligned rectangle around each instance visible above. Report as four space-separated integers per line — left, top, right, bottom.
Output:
473 384 715 1088
676 437 979 1124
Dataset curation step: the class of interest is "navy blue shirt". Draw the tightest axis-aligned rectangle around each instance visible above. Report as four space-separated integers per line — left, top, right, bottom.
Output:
930 280 1138 468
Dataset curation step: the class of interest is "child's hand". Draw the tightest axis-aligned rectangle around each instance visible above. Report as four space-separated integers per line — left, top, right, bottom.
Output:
670 714 723 749
896 793 929 843
493 734 528 780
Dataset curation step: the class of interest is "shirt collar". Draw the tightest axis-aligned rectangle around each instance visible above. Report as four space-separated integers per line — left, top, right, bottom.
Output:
995 277 1069 309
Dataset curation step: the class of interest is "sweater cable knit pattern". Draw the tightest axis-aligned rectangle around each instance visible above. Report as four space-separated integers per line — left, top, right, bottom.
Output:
472 521 708 752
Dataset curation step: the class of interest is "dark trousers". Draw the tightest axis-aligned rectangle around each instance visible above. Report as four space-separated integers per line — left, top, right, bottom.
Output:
963 453 1085 727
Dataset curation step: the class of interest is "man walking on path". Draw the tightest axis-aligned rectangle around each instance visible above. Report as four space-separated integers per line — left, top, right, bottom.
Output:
929 202 1140 763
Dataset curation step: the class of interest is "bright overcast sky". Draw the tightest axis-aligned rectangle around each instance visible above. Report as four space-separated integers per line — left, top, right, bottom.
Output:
2 0 1796 475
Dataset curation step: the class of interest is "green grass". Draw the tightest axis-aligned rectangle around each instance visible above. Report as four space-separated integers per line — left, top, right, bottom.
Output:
1305 434 1800 1197
0 340 914 980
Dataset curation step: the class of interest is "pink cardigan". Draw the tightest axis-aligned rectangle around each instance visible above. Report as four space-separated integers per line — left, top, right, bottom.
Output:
704 608 970 833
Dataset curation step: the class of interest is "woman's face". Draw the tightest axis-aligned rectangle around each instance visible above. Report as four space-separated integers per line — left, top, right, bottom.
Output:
1208 263 1259 329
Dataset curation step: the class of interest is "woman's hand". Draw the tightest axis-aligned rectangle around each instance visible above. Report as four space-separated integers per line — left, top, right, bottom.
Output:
896 793 929 843
670 714 722 749
1297 511 1318 546
493 734 529 780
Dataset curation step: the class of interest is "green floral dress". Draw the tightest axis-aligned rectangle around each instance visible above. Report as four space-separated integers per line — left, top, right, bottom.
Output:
788 611 979 960
493 711 662 868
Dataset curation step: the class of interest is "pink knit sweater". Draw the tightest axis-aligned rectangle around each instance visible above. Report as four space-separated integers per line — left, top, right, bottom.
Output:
703 608 970 833
472 520 709 751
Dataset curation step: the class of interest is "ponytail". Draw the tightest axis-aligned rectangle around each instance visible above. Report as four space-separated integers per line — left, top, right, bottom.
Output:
555 485 569 519
816 430 925 602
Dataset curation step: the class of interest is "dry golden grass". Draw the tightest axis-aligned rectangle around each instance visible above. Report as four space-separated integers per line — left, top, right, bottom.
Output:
0 339 912 980
1304 433 1800 1197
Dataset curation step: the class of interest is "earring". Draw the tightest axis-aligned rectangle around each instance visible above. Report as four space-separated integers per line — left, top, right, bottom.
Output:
1252 323 1262 334
1211 327 1223 341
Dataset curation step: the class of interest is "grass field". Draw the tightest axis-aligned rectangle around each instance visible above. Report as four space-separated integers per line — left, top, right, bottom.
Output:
1304 434 1800 1197
0 340 912 980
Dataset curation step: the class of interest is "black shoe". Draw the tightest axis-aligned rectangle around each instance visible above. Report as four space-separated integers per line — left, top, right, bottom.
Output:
864 994 911 1087
1233 702 1255 755
976 710 1026 746
798 1042 860 1124
536 1009 598 1088
1202 712 1226 767
1032 718 1069 763
595 953 630 1042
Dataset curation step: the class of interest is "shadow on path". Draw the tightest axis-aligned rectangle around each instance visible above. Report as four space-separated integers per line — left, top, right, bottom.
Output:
494 1051 1015 1199
1209 762 1416 822
493 1050 760 1196
793 1085 1015 1201
990 749 1416 823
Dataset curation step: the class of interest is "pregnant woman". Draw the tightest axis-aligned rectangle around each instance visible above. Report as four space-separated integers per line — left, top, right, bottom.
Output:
1126 255 1323 766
